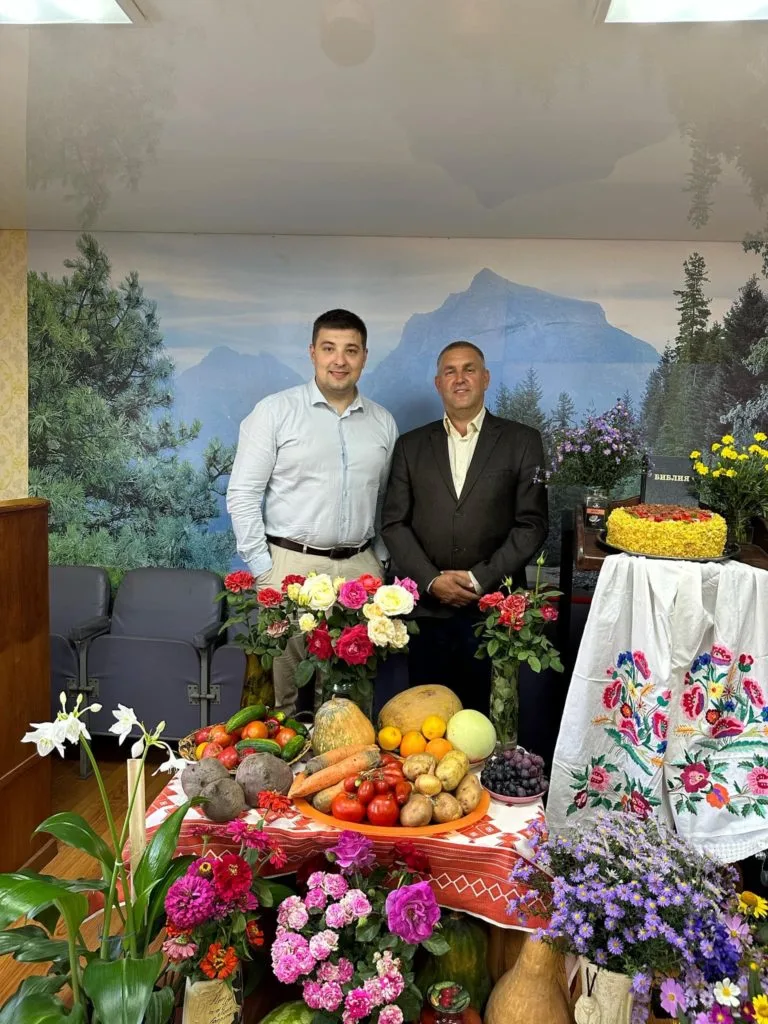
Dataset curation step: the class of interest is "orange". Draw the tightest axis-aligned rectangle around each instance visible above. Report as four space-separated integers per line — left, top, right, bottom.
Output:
378 726 402 751
400 731 428 757
195 742 208 760
425 737 453 760
421 715 447 740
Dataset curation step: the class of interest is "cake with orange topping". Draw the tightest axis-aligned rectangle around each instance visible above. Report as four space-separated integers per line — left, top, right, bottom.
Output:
605 504 727 559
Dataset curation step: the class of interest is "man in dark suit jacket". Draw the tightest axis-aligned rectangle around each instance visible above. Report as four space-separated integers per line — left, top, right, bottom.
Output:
381 341 548 712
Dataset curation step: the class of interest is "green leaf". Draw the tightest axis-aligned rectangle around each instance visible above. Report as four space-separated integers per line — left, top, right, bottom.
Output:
0 976 75 1024
398 982 423 1022
0 874 89 934
550 658 564 673
421 933 450 955
132 800 198 935
35 813 114 880
487 638 499 658
379 932 399 949
528 655 542 673
0 925 72 963
142 855 196 953
264 881 294 905
144 988 175 1024
355 917 381 943
295 659 316 688
82 952 164 1024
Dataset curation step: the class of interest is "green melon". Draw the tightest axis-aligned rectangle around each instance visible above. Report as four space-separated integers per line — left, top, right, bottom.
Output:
258 1001 314 1024
415 912 492 1012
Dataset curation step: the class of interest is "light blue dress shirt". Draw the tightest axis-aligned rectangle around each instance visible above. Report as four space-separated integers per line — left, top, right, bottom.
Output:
226 380 398 577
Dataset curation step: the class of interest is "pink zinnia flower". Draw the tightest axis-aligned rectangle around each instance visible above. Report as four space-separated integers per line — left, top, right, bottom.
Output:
162 933 197 961
226 820 273 852
165 874 215 930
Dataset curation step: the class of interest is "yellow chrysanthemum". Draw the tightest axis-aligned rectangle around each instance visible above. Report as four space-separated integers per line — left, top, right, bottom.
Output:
712 442 722 451
753 994 768 1021
749 444 762 454
712 468 723 478
725 468 737 478
722 434 735 444
695 463 709 476
738 891 768 918
721 447 738 460
690 450 701 459
738 453 749 461
755 432 767 442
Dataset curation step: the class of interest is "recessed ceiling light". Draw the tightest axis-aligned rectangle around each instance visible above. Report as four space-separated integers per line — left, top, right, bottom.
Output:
0 0 136 23
605 0 768 21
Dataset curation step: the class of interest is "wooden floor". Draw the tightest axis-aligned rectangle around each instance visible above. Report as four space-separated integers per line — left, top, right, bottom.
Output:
0 743 168 1003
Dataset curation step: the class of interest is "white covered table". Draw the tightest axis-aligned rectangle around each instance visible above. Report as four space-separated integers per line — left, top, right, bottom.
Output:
547 553 768 862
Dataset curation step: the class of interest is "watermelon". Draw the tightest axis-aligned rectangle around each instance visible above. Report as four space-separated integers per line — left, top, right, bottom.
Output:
415 912 492 1012
258 1001 314 1024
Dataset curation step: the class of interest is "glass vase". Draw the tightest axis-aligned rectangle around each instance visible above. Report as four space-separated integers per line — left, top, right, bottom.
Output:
240 652 275 709
489 661 520 749
320 670 374 720
726 513 754 548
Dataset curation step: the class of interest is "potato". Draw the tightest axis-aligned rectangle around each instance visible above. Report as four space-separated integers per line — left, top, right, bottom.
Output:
441 749 470 774
399 794 434 827
235 753 294 806
435 754 467 792
431 793 463 824
415 774 442 796
180 758 229 799
455 773 483 813
402 753 437 781
312 780 346 814
199 778 247 822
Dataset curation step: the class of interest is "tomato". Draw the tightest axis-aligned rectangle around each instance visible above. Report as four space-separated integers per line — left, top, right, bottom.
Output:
229 729 242 743
357 780 376 805
380 752 399 765
384 768 404 785
194 727 212 744
201 742 223 759
210 726 233 747
265 718 281 737
331 793 366 823
274 727 298 749
374 778 391 795
344 775 359 794
217 746 239 770
394 781 413 807
242 720 269 740
366 794 399 827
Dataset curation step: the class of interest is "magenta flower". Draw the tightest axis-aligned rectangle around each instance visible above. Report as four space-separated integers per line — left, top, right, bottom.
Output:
328 831 377 874
325 902 352 929
394 576 420 601
379 1008 404 1024
588 765 612 792
164 874 215 929
651 710 668 739
618 718 639 746
711 716 744 739
384 880 440 944
633 650 651 679
322 873 349 899
277 895 309 930
304 887 328 911
711 643 733 666
660 978 686 1015
338 580 368 610
681 686 706 720
602 680 622 710
162 933 197 961
680 762 710 793
302 981 324 1010
746 766 768 795
744 678 765 708
343 987 375 1021
319 982 344 1012
309 930 339 961
341 889 373 919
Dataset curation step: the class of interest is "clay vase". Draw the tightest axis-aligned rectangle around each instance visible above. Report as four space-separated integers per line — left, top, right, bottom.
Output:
486 925 525 983
484 936 573 1024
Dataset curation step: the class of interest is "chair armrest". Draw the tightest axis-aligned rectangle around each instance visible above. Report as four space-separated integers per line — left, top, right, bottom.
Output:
69 615 111 643
192 622 222 650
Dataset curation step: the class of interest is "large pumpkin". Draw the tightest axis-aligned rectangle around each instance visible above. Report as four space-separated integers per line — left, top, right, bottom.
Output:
415 912 492 1012
378 685 462 734
311 698 375 755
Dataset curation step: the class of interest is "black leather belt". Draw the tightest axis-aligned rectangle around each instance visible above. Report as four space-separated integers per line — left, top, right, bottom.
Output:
266 535 372 560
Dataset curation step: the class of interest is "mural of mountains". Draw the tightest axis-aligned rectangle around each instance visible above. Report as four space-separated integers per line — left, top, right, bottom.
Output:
362 268 660 431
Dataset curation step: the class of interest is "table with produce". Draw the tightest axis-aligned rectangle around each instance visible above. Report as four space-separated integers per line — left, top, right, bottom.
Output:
144 685 550 931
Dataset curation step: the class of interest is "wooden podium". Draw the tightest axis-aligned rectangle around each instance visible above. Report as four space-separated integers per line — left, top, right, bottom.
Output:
0 498 55 871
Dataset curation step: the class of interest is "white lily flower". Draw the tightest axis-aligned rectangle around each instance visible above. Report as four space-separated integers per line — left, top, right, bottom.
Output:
22 721 67 758
60 714 90 744
89 703 102 714
131 736 146 760
59 691 68 710
153 744 187 774
109 705 140 744
152 721 166 740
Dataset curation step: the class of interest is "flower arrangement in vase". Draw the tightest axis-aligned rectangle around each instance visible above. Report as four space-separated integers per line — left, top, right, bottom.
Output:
271 831 448 1023
548 399 644 495
690 430 768 544
508 811 744 1024
284 572 420 718
474 553 563 748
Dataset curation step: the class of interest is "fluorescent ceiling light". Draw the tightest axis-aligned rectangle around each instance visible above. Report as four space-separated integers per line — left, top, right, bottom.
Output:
0 0 134 22
605 0 768 21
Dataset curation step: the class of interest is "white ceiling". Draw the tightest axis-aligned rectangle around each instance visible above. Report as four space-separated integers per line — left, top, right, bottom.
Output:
1 0 767 240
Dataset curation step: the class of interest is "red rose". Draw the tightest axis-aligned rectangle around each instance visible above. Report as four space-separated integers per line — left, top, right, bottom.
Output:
541 603 559 622
478 592 504 612
393 841 430 874
307 624 334 661
224 570 255 593
602 679 622 709
256 587 283 607
357 573 382 595
710 716 744 739
501 594 527 619
335 624 374 666
680 762 710 793
681 686 705 721
574 790 588 809
281 574 306 591
629 790 651 820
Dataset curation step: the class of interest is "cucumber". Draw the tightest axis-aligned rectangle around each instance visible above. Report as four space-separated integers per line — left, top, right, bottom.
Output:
284 718 309 737
281 735 306 762
225 703 267 733
236 738 282 757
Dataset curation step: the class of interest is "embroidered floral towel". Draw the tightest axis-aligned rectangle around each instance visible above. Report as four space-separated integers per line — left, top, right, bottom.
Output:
547 553 768 862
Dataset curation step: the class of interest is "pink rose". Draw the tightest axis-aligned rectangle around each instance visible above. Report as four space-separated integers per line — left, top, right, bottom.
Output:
710 716 744 739
633 651 651 679
501 593 528 619
394 576 420 601
588 765 612 792
711 643 733 666
651 710 668 739
384 880 440 944
335 624 374 666
320 982 344 1013
680 762 710 793
541 603 559 622
681 686 705 721
744 678 765 708
338 580 368 610
603 679 622 709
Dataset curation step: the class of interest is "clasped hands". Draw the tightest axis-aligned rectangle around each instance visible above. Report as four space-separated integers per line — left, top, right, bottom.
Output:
431 570 479 608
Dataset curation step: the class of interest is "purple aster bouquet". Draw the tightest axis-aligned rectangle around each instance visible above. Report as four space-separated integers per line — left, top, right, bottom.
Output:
509 812 743 1024
548 399 644 493
271 831 447 1024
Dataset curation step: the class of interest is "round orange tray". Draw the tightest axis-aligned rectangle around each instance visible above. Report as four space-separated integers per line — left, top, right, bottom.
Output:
293 788 490 837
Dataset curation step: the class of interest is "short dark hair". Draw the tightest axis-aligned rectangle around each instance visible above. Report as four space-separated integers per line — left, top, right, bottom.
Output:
312 309 368 348
436 340 486 370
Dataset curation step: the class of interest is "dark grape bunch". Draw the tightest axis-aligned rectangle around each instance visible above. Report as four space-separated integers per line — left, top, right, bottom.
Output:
481 747 548 799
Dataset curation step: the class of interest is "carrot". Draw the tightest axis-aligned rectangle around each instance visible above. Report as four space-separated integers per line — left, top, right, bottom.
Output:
304 743 374 776
289 747 380 799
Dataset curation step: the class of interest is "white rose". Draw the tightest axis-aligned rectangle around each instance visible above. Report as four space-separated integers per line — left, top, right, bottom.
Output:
300 573 337 612
373 584 414 617
298 613 317 633
286 583 302 602
390 619 409 649
333 576 346 592
362 602 384 620
367 616 396 647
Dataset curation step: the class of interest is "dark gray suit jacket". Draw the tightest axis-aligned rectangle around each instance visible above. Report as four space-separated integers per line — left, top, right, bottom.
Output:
381 412 548 616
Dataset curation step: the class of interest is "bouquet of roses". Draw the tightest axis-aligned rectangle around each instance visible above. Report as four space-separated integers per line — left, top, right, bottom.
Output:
163 819 288 985
509 812 743 1024
220 570 294 669
271 831 447 1024
284 572 420 713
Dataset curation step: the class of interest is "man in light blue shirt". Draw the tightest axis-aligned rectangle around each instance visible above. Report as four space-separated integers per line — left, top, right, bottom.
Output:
226 309 398 710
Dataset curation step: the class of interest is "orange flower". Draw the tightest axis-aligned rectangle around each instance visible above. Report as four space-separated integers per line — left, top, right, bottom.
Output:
200 942 239 980
706 783 730 808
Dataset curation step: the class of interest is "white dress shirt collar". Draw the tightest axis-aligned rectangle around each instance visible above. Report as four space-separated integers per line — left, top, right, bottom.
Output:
443 405 487 439
308 378 364 415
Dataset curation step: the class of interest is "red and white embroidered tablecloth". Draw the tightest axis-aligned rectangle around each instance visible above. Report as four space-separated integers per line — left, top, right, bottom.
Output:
143 775 548 930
